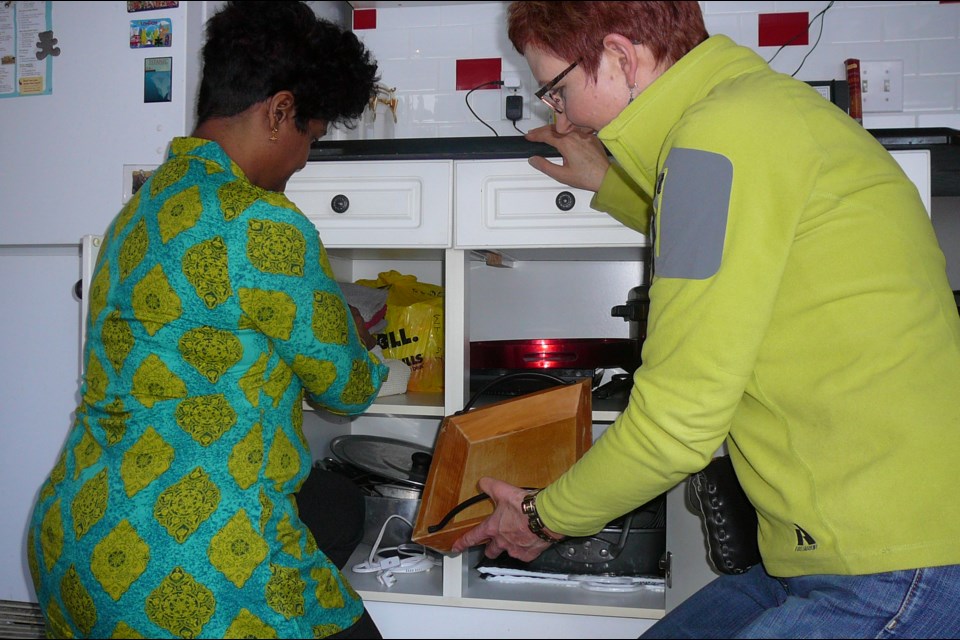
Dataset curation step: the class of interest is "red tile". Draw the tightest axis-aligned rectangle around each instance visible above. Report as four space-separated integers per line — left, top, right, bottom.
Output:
758 12 809 47
353 8 376 30
456 58 502 91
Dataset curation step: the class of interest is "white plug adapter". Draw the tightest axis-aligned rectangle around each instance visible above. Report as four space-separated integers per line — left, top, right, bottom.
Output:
502 72 522 90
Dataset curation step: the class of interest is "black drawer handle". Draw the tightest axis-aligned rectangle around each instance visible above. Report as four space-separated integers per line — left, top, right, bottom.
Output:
555 190 576 211
331 194 350 213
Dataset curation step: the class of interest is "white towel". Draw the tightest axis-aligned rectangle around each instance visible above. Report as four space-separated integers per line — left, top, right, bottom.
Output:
339 281 388 332
371 346 411 397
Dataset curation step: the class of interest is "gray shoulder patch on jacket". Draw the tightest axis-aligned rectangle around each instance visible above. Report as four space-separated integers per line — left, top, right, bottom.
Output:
655 148 732 280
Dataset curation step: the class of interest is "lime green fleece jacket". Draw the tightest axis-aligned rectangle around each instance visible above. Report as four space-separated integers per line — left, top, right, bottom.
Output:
538 35 960 577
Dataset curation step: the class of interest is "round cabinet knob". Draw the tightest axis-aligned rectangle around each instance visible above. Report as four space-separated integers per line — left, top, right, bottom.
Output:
555 190 576 211
331 194 350 214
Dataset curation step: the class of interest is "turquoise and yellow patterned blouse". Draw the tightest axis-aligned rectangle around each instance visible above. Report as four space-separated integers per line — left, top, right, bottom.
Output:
27 137 388 638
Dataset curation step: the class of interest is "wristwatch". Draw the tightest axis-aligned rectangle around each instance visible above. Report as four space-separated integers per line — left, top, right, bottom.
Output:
520 490 561 544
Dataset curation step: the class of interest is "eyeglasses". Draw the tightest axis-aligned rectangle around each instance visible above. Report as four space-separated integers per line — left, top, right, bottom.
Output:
535 59 579 114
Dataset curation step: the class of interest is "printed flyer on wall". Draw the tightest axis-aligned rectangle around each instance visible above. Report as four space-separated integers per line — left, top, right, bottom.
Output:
0 1 54 99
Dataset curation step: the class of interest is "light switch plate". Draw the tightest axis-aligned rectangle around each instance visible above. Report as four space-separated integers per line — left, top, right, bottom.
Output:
860 60 903 113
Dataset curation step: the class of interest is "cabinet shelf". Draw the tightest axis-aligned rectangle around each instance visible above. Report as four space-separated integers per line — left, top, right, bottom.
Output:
469 246 647 264
458 581 664 620
370 391 445 417
345 543 445 602
307 395 621 421
304 392 445 418
346 543 665 618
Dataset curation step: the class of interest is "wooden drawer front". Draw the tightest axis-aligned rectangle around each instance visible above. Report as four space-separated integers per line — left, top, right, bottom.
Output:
287 161 452 248
455 160 647 248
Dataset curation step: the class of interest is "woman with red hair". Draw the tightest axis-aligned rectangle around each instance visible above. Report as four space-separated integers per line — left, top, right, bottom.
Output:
454 2 960 638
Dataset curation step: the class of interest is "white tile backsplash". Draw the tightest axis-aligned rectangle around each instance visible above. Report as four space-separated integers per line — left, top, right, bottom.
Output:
883 4 958 42
918 39 960 75
905 74 958 111
704 14 747 45
824 7 884 43
335 0 960 140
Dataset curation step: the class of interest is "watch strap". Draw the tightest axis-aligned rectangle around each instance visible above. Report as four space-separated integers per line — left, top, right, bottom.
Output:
520 490 560 544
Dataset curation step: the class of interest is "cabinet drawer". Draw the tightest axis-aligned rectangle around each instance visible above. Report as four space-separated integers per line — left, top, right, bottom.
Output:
455 159 647 248
287 161 452 248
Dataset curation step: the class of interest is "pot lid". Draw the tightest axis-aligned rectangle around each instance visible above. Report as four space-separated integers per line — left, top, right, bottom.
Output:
329 435 432 487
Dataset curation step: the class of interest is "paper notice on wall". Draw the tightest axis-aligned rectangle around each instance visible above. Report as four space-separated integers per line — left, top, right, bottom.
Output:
0 1 54 99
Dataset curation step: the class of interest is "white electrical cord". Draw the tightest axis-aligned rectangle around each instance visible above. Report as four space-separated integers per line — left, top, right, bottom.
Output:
350 514 441 588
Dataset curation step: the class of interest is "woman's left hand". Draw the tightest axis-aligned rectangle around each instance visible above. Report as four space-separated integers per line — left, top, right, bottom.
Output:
450 477 558 562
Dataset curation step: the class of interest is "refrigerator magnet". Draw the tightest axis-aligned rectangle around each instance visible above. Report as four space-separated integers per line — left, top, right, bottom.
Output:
130 18 172 48
127 1 180 12
144 56 172 103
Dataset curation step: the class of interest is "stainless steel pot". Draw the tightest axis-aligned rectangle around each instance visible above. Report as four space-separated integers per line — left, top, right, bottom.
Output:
363 494 421 547
375 483 422 500
327 435 432 548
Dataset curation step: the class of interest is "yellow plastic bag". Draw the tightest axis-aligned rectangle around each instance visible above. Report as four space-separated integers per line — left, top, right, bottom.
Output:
355 271 444 393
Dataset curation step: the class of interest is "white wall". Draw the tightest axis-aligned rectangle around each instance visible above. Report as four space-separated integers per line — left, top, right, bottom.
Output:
343 0 960 139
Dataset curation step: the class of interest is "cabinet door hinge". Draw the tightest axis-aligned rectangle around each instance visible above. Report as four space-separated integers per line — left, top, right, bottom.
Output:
660 551 672 589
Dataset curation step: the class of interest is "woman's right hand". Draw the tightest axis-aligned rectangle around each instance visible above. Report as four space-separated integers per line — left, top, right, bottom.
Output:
450 477 559 563
525 124 611 193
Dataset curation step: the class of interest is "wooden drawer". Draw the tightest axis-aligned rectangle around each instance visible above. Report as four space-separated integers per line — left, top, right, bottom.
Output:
287 160 452 248
455 159 647 248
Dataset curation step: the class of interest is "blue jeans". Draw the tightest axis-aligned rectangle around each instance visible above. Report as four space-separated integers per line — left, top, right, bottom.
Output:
642 563 960 639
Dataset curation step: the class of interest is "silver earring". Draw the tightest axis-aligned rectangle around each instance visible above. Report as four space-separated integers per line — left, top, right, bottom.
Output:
628 84 637 104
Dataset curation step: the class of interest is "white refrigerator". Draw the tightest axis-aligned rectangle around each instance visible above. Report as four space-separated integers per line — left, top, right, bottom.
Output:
0 0 207 604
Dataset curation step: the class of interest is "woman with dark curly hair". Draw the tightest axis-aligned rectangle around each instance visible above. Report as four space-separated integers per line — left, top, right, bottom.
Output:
27 2 388 637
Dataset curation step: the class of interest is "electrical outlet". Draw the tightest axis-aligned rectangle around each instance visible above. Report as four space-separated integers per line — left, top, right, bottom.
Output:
860 60 903 113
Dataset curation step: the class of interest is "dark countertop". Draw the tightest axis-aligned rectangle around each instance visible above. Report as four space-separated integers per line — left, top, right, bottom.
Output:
309 134 560 162
309 127 960 197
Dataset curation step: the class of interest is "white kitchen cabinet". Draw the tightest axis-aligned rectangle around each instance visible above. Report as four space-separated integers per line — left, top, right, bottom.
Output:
303 159 688 634
455 159 647 249
890 150 931 216
287 160 453 248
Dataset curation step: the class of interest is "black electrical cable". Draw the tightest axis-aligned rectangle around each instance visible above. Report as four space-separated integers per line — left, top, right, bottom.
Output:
459 371 572 413
512 121 526 135
790 1 834 77
465 79 504 137
766 1 835 68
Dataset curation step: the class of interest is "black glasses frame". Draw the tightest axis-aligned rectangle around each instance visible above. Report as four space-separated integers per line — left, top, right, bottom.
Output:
534 59 579 114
